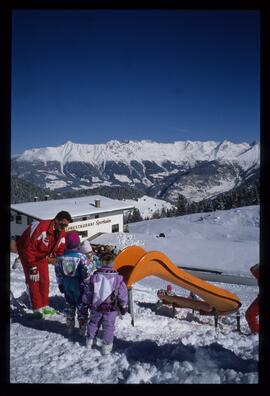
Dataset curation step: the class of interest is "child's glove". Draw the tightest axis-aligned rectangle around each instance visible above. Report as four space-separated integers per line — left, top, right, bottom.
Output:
29 266 39 282
120 305 128 315
58 284 64 293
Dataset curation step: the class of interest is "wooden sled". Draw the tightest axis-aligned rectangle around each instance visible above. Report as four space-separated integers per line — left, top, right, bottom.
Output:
157 289 214 314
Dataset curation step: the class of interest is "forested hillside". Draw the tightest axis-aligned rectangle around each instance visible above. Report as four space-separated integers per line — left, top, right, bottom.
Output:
11 176 144 204
11 176 259 223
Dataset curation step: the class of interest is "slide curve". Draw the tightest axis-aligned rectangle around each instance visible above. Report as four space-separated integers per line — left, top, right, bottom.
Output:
114 246 241 314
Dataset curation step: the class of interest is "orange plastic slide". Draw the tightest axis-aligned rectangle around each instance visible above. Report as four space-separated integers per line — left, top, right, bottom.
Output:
114 246 241 314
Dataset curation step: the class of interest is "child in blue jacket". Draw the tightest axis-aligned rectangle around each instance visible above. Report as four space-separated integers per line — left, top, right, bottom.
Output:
55 231 94 335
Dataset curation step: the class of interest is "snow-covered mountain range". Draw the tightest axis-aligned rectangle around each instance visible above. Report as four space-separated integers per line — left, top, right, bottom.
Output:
12 139 260 202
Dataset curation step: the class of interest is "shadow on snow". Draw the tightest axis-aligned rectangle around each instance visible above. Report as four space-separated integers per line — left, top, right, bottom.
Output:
10 292 85 345
10 292 257 374
113 337 258 373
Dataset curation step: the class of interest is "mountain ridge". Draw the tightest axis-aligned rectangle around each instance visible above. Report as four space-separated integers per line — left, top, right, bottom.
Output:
15 139 259 169
12 139 260 202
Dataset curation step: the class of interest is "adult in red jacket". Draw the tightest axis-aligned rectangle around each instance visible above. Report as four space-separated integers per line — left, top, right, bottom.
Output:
245 263 259 334
16 211 72 315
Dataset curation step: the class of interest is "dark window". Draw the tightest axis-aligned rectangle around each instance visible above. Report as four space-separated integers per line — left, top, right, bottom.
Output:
82 217 88 221
16 215 22 224
11 214 14 222
112 224 119 233
95 215 99 219
78 231 88 238
27 216 34 225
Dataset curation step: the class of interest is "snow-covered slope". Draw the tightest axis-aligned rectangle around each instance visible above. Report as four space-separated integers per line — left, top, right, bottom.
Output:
10 205 259 383
93 205 259 276
124 195 175 219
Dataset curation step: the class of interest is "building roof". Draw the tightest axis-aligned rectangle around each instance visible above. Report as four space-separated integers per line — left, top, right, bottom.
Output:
11 195 134 220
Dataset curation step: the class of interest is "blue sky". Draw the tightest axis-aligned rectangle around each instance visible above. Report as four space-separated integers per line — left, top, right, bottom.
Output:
11 9 260 154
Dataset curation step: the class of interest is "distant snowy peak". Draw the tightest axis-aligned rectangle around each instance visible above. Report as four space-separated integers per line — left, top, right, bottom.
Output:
13 139 260 202
17 139 260 169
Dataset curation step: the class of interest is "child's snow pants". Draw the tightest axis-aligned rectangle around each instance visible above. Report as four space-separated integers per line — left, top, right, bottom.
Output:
87 310 118 344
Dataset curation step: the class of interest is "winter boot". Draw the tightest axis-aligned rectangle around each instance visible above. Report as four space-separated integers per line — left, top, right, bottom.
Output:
101 343 113 355
66 317 75 335
93 337 102 347
42 306 57 315
78 319 87 336
85 337 94 348
64 306 76 335
32 310 43 319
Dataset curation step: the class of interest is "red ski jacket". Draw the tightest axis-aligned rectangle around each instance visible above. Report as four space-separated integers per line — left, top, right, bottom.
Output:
16 219 66 268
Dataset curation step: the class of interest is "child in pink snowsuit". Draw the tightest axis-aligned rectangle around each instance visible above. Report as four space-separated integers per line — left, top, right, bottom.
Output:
80 252 128 355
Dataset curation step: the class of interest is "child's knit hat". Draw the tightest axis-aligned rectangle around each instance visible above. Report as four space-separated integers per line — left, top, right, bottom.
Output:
80 240 92 254
65 231 80 249
166 284 173 293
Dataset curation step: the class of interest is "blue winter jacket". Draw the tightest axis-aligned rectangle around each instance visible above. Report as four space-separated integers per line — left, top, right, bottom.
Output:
55 248 94 306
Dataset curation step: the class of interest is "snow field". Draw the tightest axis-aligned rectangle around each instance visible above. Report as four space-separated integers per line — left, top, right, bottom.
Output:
10 206 259 383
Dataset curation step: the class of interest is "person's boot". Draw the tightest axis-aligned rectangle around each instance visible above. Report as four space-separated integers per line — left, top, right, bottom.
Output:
32 309 43 319
78 319 87 336
101 343 113 355
42 306 57 315
66 317 75 335
85 337 93 348
64 306 76 334
93 337 101 347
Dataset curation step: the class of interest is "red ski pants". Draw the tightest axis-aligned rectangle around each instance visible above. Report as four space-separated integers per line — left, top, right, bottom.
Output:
22 259 50 310
245 296 259 334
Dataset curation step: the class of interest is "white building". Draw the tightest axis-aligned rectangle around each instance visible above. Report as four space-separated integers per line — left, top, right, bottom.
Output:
11 195 134 242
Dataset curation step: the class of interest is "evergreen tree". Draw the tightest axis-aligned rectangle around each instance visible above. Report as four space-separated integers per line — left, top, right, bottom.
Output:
176 194 188 216
127 208 143 223
160 207 167 218
151 209 161 219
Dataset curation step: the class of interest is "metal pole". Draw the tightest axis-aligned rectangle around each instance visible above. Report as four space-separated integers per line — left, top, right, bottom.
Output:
236 310 241 332
128 288 135 326
172 303 176 318
214 313 218 329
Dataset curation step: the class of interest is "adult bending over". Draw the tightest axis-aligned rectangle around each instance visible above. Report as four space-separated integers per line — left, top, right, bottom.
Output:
16 210 72 318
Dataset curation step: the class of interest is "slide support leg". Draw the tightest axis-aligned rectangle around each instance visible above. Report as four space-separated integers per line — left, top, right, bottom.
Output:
236 310 241 332
128 288 135 327
214 313 218 329
172 303 176 318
